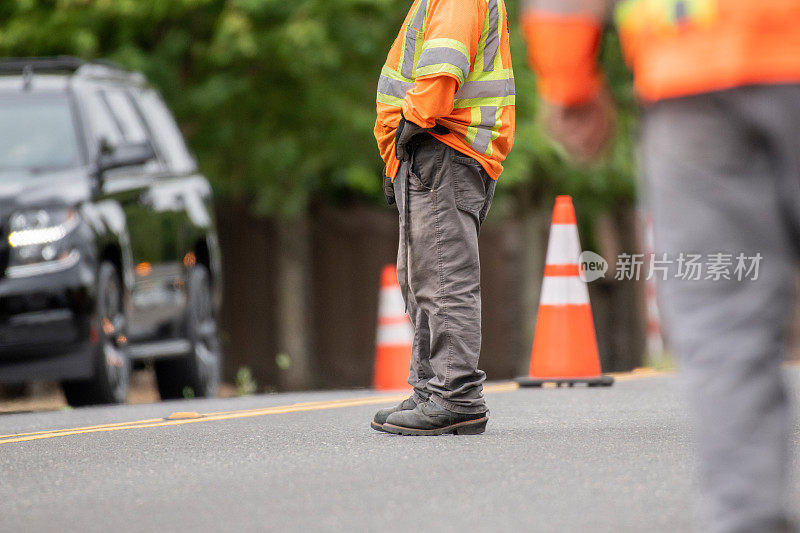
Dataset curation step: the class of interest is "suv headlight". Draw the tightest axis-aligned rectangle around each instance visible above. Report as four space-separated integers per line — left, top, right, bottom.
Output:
7 208 81 267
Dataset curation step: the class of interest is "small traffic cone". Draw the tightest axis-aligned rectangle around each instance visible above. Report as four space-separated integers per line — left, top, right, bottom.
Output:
372 265 414 390
517 196 614 387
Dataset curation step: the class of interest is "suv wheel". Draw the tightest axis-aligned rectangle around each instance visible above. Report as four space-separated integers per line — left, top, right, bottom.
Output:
155 264 221 399
62 262 130 406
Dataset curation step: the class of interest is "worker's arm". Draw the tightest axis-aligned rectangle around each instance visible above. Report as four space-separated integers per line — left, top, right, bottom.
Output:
522 0 608 106
402 76 459 129
522 0 615 162
394 76 458 161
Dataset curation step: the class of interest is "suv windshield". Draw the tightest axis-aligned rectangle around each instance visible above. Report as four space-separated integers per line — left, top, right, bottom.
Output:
0 94 81 173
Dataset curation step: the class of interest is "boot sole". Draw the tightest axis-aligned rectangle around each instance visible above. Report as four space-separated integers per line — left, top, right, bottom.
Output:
370 421 388 433
382 417 488 436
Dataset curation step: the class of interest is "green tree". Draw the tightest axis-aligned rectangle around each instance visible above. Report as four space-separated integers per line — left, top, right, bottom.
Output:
0 1 637 221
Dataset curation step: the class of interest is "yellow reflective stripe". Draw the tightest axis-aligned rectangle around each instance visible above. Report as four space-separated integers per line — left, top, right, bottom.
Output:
465 107 481 146
464 68 514 84
416 63 467 85
381 66 413 83
453 95 515 109
377 93 404 107
473 0 492 74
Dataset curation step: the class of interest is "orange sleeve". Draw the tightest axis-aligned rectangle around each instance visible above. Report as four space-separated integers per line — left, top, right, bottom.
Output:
522 12 603 106
402 76 459 128
374 107 399 174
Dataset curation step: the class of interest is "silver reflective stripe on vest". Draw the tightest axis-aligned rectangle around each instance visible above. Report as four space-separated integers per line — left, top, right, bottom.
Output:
401 0 430 79
471 106 497 153
455 78 515 100
401 29 419 79
416 47 470 82
483 0 500 72
377 75 415 99
479 106 497 127
411 0 428 28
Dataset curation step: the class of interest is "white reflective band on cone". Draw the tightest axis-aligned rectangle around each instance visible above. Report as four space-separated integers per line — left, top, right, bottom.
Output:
378 287 406 318
539 276 590 305
544 224 582 266
377 322 415 345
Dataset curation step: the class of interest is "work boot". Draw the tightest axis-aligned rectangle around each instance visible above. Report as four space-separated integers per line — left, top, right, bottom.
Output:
382 400 488 436
371 397 417 432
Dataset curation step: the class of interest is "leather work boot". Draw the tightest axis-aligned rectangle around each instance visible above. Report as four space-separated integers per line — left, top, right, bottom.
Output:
382 400 488 436
371 397 417 432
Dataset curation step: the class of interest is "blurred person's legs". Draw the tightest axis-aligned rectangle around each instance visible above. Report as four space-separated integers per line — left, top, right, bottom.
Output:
642 85 800 532
393 134 494 418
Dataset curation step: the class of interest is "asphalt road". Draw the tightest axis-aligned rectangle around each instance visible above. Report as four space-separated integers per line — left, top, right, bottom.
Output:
0 370 798 532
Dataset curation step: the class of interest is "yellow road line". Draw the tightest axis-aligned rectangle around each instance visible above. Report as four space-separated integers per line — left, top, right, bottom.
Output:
0 382 519 446
608 368 674 381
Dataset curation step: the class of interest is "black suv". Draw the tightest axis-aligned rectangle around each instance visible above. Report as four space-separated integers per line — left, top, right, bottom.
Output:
0 57 222 405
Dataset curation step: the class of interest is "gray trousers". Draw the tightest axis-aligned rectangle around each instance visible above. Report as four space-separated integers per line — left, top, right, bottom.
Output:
393 135 495 414
642 85 800 533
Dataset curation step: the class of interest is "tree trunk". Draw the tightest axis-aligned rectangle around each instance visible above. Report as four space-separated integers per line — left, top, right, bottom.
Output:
275 217 314 390
518 208 552 375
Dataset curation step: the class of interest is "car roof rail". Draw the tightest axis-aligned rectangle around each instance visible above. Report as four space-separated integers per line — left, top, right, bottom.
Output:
0 55 145 85
0 56 88 74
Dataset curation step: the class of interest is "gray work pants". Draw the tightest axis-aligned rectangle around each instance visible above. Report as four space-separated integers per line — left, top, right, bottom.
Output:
642 85 800 533
393 135 495 414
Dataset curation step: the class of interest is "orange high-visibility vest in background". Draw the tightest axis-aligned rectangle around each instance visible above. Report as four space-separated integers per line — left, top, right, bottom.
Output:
375 0 515 180
522 0 800 104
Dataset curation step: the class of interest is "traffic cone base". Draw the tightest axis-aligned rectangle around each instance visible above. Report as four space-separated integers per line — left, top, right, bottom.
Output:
373 344 412 390
372 265 414 390
516 196 613 388
516 375 614 387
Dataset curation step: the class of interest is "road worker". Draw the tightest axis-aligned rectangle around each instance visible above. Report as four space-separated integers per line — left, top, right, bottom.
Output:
371 0 515 435
522 0 800 530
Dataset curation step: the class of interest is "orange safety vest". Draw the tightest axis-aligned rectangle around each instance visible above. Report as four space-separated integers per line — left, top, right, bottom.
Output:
522 0 800 104
376 0 515 180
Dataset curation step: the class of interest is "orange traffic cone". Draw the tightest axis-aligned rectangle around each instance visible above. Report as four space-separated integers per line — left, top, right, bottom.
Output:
372 265 414 390
517 196 614 387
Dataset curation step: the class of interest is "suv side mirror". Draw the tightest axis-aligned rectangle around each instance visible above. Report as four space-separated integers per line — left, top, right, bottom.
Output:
96 140 155 176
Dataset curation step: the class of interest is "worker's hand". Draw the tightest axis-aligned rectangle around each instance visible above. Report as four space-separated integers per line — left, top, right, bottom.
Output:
543 88 616 164
394 113 427 162
382 166 395 206
394 112 449 162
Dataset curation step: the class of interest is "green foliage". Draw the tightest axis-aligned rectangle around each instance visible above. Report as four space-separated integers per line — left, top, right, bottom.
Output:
0 1 636 220
235 366 257 396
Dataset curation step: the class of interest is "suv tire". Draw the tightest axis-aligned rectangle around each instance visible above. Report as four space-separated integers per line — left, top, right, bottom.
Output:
155 264 221 399
62 262 130 406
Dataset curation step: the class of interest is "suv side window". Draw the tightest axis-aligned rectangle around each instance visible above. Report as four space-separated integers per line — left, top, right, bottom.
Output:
135 90 197 175
101 89 149 144
83 88 123 151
